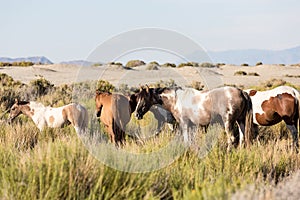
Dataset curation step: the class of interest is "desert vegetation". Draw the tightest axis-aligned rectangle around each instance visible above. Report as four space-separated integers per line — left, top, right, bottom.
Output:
234 71 260 76
0 61 35 67
0 74 300 199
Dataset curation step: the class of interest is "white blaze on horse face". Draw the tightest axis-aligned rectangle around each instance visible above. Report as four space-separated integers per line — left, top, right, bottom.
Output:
245 86 299 125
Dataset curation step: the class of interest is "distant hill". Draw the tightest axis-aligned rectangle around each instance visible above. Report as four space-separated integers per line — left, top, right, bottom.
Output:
0 56 53 64
60 60 95 67
208 46 300 65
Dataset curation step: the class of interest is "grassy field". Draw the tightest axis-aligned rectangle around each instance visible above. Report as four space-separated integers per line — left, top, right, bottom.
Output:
1 73 300 199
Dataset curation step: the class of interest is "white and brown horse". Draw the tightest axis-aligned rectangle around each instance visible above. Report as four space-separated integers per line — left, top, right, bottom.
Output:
244 86 300 150
134 86 254 148
8 99 89 134
95 91 176 146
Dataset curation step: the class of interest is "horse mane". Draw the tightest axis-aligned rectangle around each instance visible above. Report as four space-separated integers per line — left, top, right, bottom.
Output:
17 101 29 105
96 90 112 96
29 101 46 108
154 86 182 94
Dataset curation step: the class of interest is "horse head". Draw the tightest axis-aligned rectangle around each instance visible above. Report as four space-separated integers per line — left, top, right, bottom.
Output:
95 91 105 118
134 85 162 120
8 99 30 123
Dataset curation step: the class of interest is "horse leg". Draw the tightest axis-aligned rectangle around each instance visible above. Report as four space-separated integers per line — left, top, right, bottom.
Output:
224 119 234 151
180 122 189 144
286 123 299 153
155 120 165 136
236 121 245 148
107 125 115 144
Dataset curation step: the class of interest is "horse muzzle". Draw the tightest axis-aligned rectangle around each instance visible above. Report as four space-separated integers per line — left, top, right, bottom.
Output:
135 113 143 120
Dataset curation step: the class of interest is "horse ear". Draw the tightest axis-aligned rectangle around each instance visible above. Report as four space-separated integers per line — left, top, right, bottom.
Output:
139 85 143 92
145 84 149 93
14 98 19 104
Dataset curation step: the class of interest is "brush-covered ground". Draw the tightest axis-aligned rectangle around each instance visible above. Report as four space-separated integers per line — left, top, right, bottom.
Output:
1 72 300 200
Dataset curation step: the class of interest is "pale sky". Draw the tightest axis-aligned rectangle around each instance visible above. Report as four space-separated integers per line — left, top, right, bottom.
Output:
1 0 300 63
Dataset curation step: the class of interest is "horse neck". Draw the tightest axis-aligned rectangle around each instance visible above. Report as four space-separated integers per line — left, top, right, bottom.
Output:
159 90 176 113
27 102 47 116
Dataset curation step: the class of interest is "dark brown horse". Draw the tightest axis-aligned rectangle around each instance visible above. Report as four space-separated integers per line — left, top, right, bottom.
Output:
244 86 300 151
134 86 254 148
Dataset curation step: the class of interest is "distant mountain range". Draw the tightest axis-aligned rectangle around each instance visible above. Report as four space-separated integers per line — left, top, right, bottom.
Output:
59 60 95 67
1 46 300 66
208 46 300 65
0 56 53 64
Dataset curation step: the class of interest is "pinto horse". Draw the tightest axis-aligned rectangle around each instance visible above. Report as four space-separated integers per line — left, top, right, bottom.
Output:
134 86 254 148
8 99 88 134
244 86 300 150
95 91 176 146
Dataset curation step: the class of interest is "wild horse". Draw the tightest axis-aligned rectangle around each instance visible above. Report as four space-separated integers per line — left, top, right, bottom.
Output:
134 86 254 148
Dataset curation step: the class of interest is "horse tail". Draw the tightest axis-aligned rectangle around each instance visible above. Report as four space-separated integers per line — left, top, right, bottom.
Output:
242 91 254 147
112 118 126 147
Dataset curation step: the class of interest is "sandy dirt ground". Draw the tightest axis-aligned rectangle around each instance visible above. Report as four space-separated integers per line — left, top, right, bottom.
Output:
1 64 300 89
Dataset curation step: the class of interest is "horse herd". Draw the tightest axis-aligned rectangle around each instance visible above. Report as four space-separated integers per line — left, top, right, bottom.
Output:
7 85 300 152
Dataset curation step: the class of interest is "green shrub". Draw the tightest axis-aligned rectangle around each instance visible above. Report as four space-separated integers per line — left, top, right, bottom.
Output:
256 62 263 66
241 63 249 66
96 80 115 93
29 77 54 97
125 60 145 68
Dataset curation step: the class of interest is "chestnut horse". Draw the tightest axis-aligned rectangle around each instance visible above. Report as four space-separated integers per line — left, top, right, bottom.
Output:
244 86 300 151
134 86 254 148
8 99 88 134
95 91 176 146
95 92 132 146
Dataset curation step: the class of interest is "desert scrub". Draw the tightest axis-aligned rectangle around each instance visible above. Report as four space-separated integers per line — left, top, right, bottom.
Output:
29 76 54 97
0 61 34 67
92 63 102 67
125 60 145 68
96 79 115 93
177 62 195 68
161 62 176 68
234 71 247 76
150 79 177 88
216 63 226 67
248 72 260 76
250 79 300 91
0 120 300 199
188 81 204 91
256 62 263 66
241 63 249 66
146 63 159 70
199 62 216 68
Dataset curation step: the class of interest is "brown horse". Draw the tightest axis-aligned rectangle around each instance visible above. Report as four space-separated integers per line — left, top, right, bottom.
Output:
244 86 300 151
95 91 176 146
134 86 254 148
95 91 132 146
